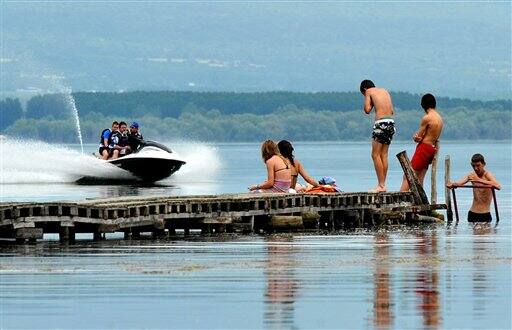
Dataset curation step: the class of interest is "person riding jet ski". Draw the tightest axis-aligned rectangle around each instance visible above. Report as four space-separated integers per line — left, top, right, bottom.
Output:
99 121 118 160
127 122 144 153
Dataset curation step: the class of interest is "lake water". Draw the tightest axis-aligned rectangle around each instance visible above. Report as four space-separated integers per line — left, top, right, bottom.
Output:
1 140 511 329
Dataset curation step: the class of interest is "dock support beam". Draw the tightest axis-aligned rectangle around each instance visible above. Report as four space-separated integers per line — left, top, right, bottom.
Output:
59 226 75 244
15 227 43 244
445 155 453 222
93 228 103 241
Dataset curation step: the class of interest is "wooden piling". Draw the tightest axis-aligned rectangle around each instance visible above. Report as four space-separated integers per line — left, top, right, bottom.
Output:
93 228 102 241
444 155 453 222
396 151 429 205
59 226 75 243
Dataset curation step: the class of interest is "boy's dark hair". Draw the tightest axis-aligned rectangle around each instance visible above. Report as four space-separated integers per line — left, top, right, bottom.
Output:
360 80 375 94
112 121 119 126
471 153 486 165
421 93 436 110
119 121 127 126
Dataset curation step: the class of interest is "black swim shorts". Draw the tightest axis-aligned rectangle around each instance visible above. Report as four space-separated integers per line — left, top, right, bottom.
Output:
98 147 112 156
372 118 395 145
467 211 492 223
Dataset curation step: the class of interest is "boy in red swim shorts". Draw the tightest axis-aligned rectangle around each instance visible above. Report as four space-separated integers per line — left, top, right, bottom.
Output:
400 94 444 191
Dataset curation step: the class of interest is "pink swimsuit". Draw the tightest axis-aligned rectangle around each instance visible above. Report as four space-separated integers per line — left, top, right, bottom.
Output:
267 179 292 192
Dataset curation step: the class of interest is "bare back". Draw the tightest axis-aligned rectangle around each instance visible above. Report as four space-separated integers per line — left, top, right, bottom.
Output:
417 110 443 146
365 88 394 120
267 155 292 182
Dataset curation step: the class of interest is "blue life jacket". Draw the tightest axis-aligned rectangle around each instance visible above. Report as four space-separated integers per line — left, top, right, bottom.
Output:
99 128 111 147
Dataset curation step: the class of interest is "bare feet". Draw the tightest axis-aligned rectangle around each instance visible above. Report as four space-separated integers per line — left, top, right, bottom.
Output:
369 185 387 193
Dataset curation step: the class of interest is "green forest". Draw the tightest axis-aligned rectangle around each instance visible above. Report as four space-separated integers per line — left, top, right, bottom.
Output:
1 91 510 142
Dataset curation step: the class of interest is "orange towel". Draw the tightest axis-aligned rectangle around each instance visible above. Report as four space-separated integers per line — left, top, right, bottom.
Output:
305 185 339 193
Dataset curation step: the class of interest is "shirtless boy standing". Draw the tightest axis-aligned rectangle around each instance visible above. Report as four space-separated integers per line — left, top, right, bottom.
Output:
360 80 395 192
400 93 443 191
447 154 501 222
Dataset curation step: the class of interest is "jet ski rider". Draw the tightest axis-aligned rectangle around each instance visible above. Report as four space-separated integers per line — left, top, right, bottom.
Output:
99 121 118 160
127 122 144 153
110 121 130 159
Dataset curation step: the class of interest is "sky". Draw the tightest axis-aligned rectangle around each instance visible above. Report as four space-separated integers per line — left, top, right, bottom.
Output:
1 1 511 99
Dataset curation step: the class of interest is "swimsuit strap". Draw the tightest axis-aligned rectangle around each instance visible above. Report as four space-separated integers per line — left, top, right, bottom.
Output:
274 155 290 173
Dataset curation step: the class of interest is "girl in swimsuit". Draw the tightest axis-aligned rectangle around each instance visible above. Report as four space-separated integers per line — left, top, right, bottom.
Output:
277 140 319 192
249 140 292 193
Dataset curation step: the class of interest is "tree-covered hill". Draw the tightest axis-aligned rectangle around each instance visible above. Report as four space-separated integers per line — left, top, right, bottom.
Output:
1 91 510 142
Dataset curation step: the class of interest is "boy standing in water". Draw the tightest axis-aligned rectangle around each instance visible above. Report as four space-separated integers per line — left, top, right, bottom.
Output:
447 154 501 222
360 80 395 192
400 94 443 191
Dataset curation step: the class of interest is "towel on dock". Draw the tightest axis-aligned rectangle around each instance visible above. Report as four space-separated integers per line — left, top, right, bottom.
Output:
305 185 341 193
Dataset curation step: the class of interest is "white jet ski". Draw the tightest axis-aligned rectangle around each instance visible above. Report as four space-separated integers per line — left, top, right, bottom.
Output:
108 141 186 182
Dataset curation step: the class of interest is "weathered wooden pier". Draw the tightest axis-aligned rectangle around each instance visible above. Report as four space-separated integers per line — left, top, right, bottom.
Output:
0 191 446 243
0 151 447 243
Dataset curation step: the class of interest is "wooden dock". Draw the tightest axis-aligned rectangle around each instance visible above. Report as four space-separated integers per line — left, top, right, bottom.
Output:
0 191 446 243
0 151 446 243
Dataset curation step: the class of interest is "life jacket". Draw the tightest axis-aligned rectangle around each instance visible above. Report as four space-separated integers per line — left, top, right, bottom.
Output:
128 132 143 151
99 128 111 147
118 132 129 147
108 131 122 148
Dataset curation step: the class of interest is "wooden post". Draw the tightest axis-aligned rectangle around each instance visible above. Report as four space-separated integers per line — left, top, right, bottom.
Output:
431 143 438 204
59 226 75 243
93 227 102 241
444 155 453 222
396 151 429 205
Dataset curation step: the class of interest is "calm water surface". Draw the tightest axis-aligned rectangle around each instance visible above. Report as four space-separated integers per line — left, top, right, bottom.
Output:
1 141 511 329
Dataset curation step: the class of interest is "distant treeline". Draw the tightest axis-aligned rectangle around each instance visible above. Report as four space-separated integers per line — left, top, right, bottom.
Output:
1 91 511 142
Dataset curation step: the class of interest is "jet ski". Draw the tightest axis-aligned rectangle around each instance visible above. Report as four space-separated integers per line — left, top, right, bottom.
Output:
107 140 186 182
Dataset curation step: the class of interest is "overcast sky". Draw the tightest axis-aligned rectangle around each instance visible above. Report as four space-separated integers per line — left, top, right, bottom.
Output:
1 1 511 99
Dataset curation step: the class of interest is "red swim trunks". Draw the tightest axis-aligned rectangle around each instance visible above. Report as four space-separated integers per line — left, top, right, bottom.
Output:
411 143 437 171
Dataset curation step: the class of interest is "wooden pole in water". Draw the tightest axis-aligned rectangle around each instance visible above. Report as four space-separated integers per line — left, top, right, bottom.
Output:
444 155 453 222
396 151 429 205
431 143 438 204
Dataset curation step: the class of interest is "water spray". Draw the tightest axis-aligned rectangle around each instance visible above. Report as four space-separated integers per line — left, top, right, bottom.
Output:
63 89 84 154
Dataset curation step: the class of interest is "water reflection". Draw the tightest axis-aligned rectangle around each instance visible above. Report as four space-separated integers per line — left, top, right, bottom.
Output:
414 232 441 328
264 236 299 329
472 223 495 317
96 184 178 199
373 234 394 329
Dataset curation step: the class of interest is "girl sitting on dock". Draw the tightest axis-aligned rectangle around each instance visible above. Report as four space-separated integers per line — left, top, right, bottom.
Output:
249 140 292 193
277 140 319 192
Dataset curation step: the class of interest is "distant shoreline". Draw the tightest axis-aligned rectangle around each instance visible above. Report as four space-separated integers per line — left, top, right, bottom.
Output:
2 91 510 142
